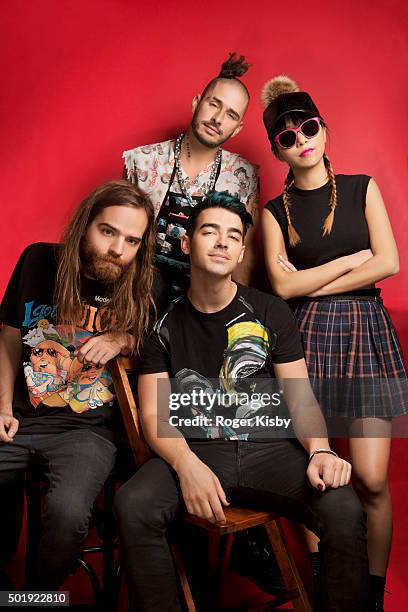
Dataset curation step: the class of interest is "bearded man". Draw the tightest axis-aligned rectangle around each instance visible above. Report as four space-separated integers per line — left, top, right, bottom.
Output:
0 180 157 590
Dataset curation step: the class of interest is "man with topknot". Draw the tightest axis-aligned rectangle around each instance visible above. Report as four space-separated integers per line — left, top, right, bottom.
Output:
121 55 285 599
122 53 259 293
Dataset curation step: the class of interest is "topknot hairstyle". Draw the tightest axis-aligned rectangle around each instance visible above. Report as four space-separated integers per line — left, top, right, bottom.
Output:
201 53 251 101
218 52 250 79
261 75 299 109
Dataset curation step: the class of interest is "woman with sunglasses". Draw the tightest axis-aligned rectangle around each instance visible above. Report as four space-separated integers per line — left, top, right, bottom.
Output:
261 76 407 612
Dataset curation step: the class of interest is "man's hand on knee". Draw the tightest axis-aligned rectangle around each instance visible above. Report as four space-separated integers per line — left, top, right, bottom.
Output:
307 454 352 492
175 451 229 524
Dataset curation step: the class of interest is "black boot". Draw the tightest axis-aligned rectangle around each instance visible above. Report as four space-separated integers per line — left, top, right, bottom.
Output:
366 574 386 611
229 527 288 596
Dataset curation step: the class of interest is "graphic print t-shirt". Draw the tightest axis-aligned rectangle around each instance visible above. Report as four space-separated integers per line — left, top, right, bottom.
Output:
0 243 117 439
139 284 304 439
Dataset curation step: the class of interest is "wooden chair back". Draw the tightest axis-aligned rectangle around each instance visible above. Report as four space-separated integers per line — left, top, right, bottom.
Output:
109 356 150 467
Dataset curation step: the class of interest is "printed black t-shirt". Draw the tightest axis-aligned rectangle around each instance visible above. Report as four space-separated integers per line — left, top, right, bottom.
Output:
139 283 304 439
0 243 119 439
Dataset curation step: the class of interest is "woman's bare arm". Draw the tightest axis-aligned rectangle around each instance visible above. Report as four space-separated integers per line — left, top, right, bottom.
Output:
309 179 399 296
262 208 371 299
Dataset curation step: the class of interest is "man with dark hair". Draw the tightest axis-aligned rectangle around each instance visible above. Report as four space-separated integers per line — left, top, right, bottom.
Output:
122 53 259 293
0 180 157 590
114 192 369 612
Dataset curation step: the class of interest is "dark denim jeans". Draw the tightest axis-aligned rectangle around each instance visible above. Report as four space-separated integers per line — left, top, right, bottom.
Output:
114 439 369 612
0 429 117 589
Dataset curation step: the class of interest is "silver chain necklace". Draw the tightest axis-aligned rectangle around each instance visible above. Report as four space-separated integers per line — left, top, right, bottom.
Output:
174 133 222 207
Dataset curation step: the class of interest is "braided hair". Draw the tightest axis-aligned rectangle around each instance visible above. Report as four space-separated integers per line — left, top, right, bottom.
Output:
322 154 337 237
281 154 337 247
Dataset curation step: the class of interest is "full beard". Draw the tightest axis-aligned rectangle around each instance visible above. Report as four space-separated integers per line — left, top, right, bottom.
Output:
80 244 132 284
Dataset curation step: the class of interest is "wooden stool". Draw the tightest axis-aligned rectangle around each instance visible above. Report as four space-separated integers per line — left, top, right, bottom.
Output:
170 507 311 611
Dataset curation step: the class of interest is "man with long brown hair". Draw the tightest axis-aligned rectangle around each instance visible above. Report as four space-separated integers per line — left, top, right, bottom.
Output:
0 180 157 590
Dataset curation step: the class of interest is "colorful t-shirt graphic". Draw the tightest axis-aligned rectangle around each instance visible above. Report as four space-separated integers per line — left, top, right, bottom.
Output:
0 243 117 439
139 284 304 440
22 322 114 413
220 321 271 392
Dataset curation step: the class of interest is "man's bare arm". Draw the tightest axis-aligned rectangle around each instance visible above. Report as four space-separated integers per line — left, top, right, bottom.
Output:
139 372 229 523
0 325 22 441
76 332 136 366
274 359 351 490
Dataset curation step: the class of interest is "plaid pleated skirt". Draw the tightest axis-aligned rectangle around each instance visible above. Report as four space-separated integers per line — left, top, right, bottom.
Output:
292 294 408 418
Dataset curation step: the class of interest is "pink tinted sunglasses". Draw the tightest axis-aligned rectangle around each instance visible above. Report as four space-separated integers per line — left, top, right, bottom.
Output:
274 117 321 149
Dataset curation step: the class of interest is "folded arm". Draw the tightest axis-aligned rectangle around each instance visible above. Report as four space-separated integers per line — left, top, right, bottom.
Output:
309 179 399 296
262 209 372 299
262 179 398 299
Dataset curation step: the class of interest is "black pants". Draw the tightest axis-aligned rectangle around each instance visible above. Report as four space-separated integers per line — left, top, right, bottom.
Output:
114 439 369 612
0 429 117 589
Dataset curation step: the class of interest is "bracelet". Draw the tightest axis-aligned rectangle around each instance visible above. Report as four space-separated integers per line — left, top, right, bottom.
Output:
308 448 338 463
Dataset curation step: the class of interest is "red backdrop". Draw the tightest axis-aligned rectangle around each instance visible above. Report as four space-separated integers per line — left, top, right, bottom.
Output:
1 1 407 608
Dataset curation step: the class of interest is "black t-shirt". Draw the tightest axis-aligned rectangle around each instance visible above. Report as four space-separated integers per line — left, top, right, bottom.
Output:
264 174 371 270
0 243 119 439
139 283 304 439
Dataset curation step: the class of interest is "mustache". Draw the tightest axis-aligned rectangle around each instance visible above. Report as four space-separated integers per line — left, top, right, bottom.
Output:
203 121 222 135
94 254 126 269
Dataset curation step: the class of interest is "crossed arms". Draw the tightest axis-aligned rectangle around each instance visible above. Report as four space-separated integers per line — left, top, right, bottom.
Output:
262 179 399 299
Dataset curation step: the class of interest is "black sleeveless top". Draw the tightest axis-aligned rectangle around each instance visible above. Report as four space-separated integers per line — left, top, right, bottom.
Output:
264 174 371 270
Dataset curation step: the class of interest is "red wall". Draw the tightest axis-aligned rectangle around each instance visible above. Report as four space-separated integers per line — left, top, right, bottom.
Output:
1 1 407 608
1 0 407 306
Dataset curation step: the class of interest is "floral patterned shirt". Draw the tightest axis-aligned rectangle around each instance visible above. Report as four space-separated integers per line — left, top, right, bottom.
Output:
122 139 259 217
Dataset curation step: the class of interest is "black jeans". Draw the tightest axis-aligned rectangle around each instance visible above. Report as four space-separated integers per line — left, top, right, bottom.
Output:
114 439 369 612
0 429 117 589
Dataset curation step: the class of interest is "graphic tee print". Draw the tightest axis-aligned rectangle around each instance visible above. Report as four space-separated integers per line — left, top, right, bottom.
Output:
0 243 117 438
22 321 114 413
139 284 304 440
